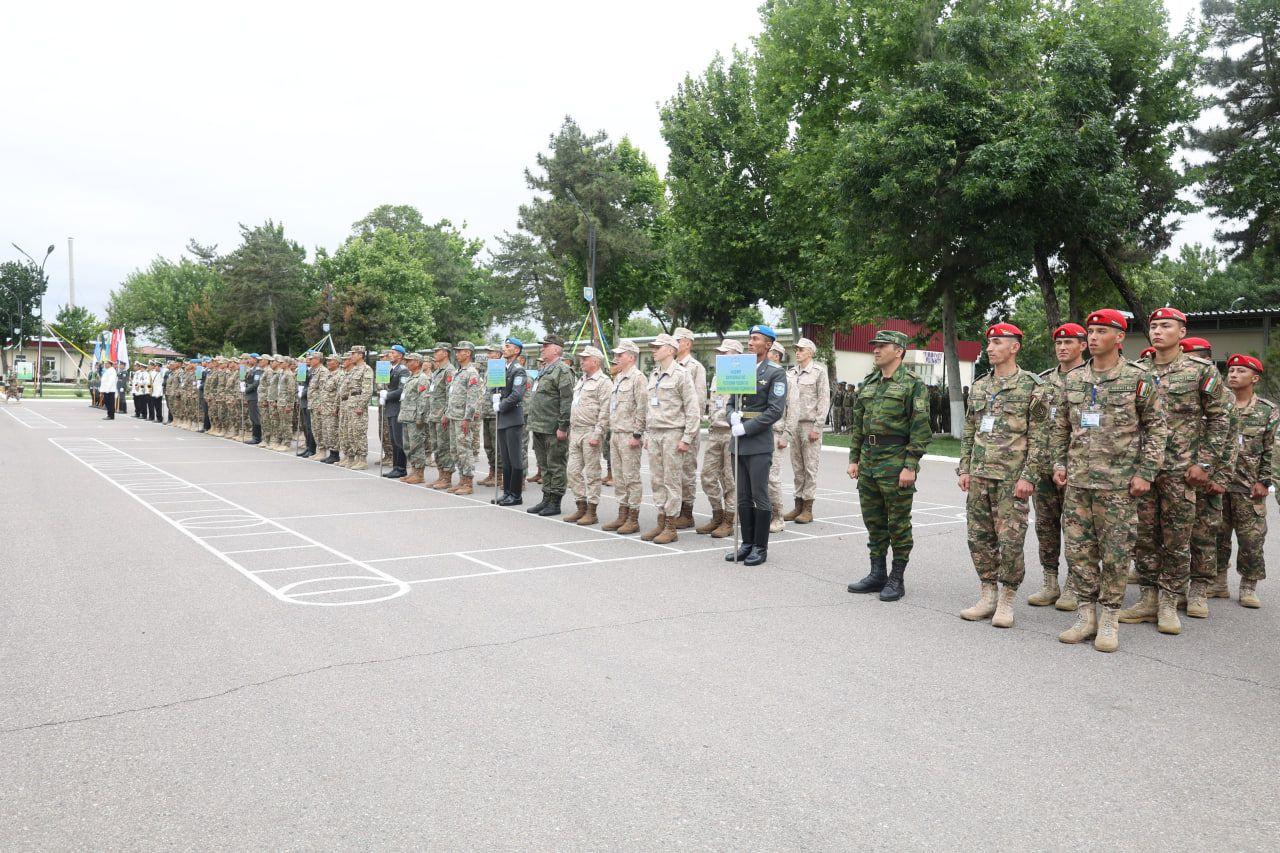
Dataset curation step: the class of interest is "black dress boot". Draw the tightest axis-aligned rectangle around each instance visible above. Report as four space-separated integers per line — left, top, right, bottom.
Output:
537 493 563 516
726 501 755 562
320 450 339 464
526 495 549 514
744 507 772 566
848 555 889 594
879 558 908 601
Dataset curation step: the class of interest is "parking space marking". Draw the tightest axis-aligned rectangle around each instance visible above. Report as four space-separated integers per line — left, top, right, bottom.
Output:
2 406 66 429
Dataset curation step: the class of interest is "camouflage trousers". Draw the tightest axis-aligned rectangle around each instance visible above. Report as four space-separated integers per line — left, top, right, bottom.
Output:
966 476 1030 588
379 404 392 463
1134 473 1197 595
566 428 603 504
1064 486 1135 609
429 420 453 472
482 417 497 471
320 411 338 451
858 475 915 560
700 428 735 510
403 421 427 469
647 428 684 516
610 433 643 509
1216 492 1267 581
450 419 479 478
1033 476 1064 575
789 424 823 500
769 441 783 507
1191 489 1224 583
680 428 700 504
340 405 368 461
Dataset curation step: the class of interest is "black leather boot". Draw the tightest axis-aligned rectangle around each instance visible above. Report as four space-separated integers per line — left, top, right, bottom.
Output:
537 493 563 516
526 495 549 514
848 555 888 594
744 508 772 566
725 501 755 562
879 558 908 601
320 450 339 464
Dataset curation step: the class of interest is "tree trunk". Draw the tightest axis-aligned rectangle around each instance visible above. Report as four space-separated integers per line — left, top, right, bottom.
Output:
267 293 279 354
1085 239 1148 335
1033 246 1062 332
942 280 965 439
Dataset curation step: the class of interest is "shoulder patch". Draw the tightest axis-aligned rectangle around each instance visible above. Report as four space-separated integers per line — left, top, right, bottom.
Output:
772 380 786 397
514 375 524 387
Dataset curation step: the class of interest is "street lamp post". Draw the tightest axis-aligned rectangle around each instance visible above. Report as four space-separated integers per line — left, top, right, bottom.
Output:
11 243 55 396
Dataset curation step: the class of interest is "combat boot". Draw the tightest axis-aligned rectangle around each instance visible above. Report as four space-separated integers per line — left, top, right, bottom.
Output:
1208 570 1230 598
1027 574 1061 607
1054 587 1079 612
991 585 1017 628
1240 579 1260 608
602 505 629 532
960 583 998 621
1058 604 1098 644
795 499 814 524
1118 586 1158 623
432 471 454 491
576 503 598 526
525 494 550 515
848 556 888 594
564 499 588 524
401 468 425 485
653 515 679 545
1094 607 1120 653
783 497 804 522
696 509 724 535
477 471 496 487
1185 580 1209 618
672 502 695 530
454 476 474 496
879 559 907 601
349 457 368 471
537 494 563 516
602 472 613 487
642 513 667 542
320 450 339 464
617 507 640 535
1157 590 1181 635
711 511 734 538
770 502 785 533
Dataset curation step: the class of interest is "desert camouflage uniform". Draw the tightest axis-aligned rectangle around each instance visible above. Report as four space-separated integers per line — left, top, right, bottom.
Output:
566 367 613 505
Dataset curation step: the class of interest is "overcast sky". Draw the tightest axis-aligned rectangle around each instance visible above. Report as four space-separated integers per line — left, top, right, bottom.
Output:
3 0 1210 319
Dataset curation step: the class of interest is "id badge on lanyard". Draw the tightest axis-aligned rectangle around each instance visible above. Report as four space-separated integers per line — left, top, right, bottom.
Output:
979 392 997 433
1081 385 1101 428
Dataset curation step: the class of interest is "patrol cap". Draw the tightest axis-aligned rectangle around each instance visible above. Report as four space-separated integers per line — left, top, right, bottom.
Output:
432 341 453 353
391 344 407 355
1228 354 1263 374
673 327 695 342
794 336 817 351
749 324 778 341
304 350 321 359
540 333 565 347
405 350 425 363
486 342 503 353
769 340 785 356
715 338 744 354
505 336 524 350
611 339 640 355
1181 337 1212 354
1052 323 1087 340
1149 306 1187 324
325 351 340 361
350 345 366 352
1085 309 1127 331
238 353 253 360
986 322 1023 339
578 345 605 360
650 333 679 349
455 341 476 353
870 329 909 348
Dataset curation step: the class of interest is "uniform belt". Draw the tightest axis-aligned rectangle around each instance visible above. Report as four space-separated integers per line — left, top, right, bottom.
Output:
862 434 908 446
741 412 764 419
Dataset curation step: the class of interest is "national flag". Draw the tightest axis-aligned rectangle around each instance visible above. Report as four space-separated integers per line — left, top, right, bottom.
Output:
1201 374 1217 394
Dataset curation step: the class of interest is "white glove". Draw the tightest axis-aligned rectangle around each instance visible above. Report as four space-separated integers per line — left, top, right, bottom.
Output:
729 411 742 426
297 387 304 399
492 392 501 408
378 390 387 404
239 381 246 392
731 422 746 437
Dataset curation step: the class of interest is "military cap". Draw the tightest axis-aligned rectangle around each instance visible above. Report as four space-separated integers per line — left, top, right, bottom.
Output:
673 327 695 342
769 340 785 356
505 336 524 350
1181 337 1212 354
715 338 744 354
391 344 407 355
1149 306 1187 324
540 333 565 347
350 345 366 352
986 322 1023 339
750 323 778 341
578 345 605 360
303 350 321 359
485 342 503 353
650 333 679 349
325 352 340 361
238 353 253 360
1053 323 1087 340
1085 309 1127 331
1228 353 1263 374
1139 347 1156 359
404 350 425 363
432 341 453 353
794 336 817 351
611 339 640 355
870 329 909 348
455 340 476 353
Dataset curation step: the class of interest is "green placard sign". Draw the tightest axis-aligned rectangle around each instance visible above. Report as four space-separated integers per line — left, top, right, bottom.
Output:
486 358 505 388
375 359 391 384
15 362 33 381
196 366 205 379
239 364 246 380
715 354 757 394
296 363 307 381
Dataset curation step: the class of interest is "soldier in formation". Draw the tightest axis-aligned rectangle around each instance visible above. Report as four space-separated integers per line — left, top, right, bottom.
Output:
563 345 613 525
445 342 484 495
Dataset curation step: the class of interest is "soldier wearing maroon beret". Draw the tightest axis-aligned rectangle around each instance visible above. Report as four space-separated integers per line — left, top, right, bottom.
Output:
1214 354 1272 609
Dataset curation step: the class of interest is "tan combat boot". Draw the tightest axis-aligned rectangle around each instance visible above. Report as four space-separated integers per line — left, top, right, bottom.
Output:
1118 586 1158 623
1157 590 1181 635
617 507 640 535
672 502 695 530
431 470 452 490
401 468 425 485
696 509 724 535
350 457 369 471
653 515 679 545
783 497 804 522
1094 607 1120 653
711 511 735 538
960 583 998 621
1185 580 1209 618
477 471 495 487
602 472 613 487
1208 569 1230 599
770 502 785 533
641 513 667 542
1058 604 1098 644
564 499 588 524
602 505 629 532
454 476 474 496
1240 579 1261 608
1054 587 1079 612
795 499 814 524
991 585 1017 628
577 503 598 526
1027 574 1061 606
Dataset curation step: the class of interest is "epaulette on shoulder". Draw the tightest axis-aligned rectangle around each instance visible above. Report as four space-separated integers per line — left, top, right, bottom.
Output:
1038 366 1056 377
1188 355 1214 367
1024 369 1044 385
1127 360 1150 371
1258 396 1277 412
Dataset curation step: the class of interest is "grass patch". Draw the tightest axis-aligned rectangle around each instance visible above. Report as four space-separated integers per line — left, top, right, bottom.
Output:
822 432 962 457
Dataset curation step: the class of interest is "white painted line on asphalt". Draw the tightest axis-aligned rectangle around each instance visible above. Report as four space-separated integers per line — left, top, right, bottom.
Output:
265 561 350 572
544 544 599 563
1 408 34 428
200 476 358 486
271 504 482 521
458 553 507 573
223 544 319 555
1 406 66 428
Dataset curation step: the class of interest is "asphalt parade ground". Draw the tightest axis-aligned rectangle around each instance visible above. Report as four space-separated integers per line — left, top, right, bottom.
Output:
3 400 1278 850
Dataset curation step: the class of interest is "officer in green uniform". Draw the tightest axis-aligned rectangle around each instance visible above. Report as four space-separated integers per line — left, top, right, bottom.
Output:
525 333 575 517
846 329 932 601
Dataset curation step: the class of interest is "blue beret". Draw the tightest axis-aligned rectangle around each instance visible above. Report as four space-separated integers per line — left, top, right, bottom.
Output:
750 324 778 340
391 344 406 355
505 336 524 349
249 353 260 359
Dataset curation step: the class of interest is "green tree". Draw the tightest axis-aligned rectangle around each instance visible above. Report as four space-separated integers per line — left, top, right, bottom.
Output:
351 204 427 239
218 220 311 355
106 255 220 354
49 304 106 384
0 260 47 372
489 230 577 338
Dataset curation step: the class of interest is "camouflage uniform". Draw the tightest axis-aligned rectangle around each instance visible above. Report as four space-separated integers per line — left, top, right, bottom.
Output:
341 355 374 465
427 352 456 476
306 362 329 450
1132 354 1231 595
1050 360 1166 609
1192 384 1240 587
645 358 700 520
277 362 298 449
675 348 708 514
608 357 648 514
320 362 342 455
566 362 613 507
702 387 736 516
786 358 831 506
1217 394 1276 582
959 367 1048 589
447 353 485 481
526 357 575 502
397 360 429 471
848 363 931 560
1033 365 1071 582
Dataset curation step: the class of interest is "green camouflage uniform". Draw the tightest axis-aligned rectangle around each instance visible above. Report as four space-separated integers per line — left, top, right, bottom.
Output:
1132 354 1231 594
427 356 456 472
397 364 429 469
848 362 931 560
525 358 574 499
1033 365 1072 576
1051 360 1167 608
447 358 485 478
1217 394 1276 581
959 367 1048 589
1192 377 1240 585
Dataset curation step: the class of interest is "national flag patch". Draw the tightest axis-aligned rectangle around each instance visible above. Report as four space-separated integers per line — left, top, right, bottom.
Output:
1136 379 1148 397
1201 374 1217 394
